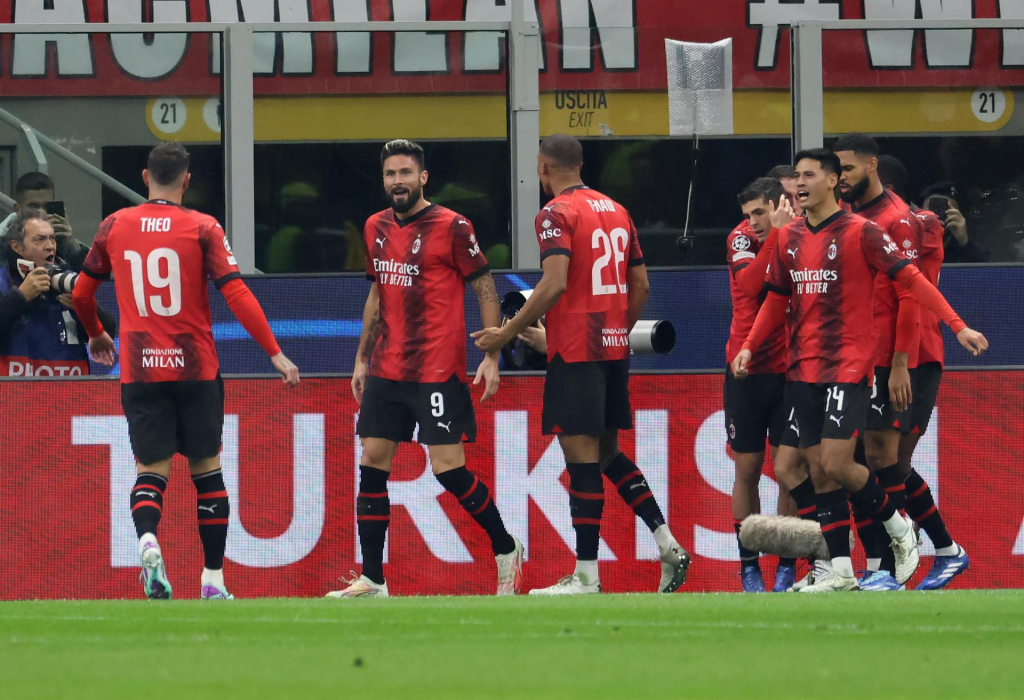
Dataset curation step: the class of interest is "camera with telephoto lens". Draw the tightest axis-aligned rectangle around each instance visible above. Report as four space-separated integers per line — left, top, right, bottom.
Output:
45 264 78 294
499 289 676 365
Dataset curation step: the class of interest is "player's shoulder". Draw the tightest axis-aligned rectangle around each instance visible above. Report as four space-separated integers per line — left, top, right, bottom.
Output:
727 220 757 252
430 204 472 228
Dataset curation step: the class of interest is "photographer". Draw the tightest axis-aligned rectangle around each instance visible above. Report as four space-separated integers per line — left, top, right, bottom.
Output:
919 183 988 263
0 172 90 271
0 212 115 377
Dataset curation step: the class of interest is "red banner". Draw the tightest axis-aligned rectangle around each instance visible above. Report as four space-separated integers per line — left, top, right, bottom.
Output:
1 1 1023 97
0 372 1021 600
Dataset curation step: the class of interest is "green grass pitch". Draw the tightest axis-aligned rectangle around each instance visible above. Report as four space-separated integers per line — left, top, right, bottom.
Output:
2 591 1023 699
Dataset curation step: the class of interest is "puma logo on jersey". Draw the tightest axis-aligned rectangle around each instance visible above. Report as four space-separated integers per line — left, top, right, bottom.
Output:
437 421 452 433
787 248 798 258
829 415 843 427
900 218 912 227
376 237 385 247
871 403 885 415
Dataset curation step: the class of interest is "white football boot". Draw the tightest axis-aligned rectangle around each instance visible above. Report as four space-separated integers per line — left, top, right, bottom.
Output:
528 574 601 596
495 537 525 596
325 573 389 599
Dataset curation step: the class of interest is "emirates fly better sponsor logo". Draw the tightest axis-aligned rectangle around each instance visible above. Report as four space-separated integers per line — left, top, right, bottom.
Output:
374 258 420 287
789 268 838 294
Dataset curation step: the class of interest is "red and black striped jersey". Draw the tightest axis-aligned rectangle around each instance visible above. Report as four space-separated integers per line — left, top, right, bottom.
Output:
846 190 923 368
363 204 488 384
534 186 644 363
911 208 946 367
766 209 911 384
82 201 241 383
726 220 787 375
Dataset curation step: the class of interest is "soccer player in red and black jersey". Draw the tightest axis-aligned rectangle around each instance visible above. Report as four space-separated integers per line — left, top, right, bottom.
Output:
727 177 808 592
835 133 925 589
732 149 988 592
326 140 523 599
877 156 970 589
72 142 300 600
474 134 691 595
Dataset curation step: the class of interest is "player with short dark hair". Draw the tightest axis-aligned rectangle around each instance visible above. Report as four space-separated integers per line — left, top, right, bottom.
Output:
834 133 927 590
733 148 988 592
727 177 803 592
766 164 804 216
473 134 690 595
326 139 524 599
72 141 300 600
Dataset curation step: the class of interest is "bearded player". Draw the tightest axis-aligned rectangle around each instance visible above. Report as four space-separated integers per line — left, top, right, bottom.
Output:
73 142 300 600
733 149 988 592
326 140 523 599
474 134 690 595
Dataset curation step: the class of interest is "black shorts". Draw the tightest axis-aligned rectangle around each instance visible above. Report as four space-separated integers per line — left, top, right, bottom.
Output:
866 366 912 433
779 393 802 450
356 374 476 446
121 376 225 465
899 362 943 435
542 354 632 436
786 379 870 449
723 370 787 453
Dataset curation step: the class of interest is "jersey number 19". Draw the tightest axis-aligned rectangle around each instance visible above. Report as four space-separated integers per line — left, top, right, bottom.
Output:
124 248 182 317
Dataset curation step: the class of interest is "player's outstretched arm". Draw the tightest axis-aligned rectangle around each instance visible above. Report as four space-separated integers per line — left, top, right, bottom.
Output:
469 273 501 402
733 290 788 378
472 255 569 354
220 279 299 386
893 265 989 356
626 263 650 332
352 283 380 405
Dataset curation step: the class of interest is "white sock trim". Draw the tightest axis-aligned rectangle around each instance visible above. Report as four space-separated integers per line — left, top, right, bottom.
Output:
201 567 225 588
574 559 599 585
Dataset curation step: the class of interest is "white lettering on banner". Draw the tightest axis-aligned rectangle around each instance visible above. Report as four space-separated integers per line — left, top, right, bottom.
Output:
108 0 189 80
747 0 841 70
8 362 84 376
222 414 325 568
863 0 973 69
72 415 138 568
12 0 94 77
208 0 314 76
634 410 669 560
1002 1 1024 66
392 0 448 74
559 0 636 71
912 408 939 556
693 410 781 562
495 411 616 560
354 420 473 563
463 0 546 72
332 0 371 74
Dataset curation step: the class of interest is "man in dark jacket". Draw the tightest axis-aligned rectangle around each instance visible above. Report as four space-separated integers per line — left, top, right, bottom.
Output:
0 212 114 376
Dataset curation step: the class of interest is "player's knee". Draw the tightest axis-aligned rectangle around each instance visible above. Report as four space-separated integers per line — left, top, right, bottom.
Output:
359 440 394 471
733 452 764 484
862 432 896 469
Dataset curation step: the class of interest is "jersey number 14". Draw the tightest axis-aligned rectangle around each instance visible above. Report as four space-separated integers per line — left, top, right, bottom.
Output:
124 248 182 317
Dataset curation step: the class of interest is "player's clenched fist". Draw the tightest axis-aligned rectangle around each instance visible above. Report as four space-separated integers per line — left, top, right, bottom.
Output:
731 348 752 379
272 352 300 387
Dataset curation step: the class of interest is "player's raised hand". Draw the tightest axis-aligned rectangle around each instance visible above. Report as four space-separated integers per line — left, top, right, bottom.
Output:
956 327 989 356
474 353 500 402
88 332 116 366
731 348 752 379
272 352 300 387
889 364 912 413
351 359 368 405
768 195 796 230
471 327 506 355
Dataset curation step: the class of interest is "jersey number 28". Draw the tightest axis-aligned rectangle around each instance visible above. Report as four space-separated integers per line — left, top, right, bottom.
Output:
591 227 629 296
124 248 182 317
